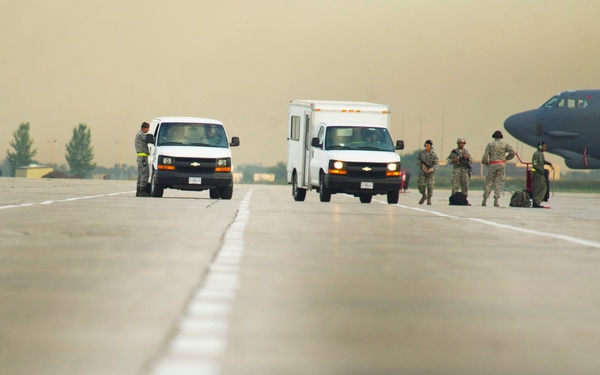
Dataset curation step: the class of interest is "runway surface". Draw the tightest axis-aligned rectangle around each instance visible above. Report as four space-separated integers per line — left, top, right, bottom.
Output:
1 178 600 375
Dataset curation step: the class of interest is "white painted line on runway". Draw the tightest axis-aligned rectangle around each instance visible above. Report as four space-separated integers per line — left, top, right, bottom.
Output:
0 203 34 210
0 191 134 210
381 199 600 249
469 218 600 249
148 189 253 375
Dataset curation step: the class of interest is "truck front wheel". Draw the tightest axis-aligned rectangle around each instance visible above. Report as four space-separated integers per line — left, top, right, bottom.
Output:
209 188 220 199
219 184 233 200
319 174 331 202
387 190 399 204
150 171 164 198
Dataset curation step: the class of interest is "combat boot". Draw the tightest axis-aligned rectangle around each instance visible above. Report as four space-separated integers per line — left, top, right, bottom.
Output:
494 198 499 207
419 194 427 205
137 186 151 197
427 197 432 205
482 197 487 206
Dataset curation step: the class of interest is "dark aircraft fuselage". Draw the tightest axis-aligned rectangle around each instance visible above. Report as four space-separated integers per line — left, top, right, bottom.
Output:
504 90 600 169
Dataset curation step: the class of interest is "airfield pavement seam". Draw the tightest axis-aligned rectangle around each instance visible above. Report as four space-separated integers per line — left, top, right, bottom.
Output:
376 199 600 249
148 189 253 375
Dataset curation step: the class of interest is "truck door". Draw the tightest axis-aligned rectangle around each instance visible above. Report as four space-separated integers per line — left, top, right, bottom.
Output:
302 113 311 187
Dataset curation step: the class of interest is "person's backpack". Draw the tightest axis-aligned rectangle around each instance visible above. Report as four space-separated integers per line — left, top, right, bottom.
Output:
449 192 469 205
509 190 531 207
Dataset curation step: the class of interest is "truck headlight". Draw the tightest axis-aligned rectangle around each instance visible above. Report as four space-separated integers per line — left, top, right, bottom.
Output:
215 158 231 172
386 162 400 176
328 160 347 175
157 156 175 170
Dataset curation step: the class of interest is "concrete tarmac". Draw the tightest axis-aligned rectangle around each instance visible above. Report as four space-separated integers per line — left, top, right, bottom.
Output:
1 178 600 375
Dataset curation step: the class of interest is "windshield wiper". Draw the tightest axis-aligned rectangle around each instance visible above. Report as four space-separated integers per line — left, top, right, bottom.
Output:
327 145 351 150
189 142 213 147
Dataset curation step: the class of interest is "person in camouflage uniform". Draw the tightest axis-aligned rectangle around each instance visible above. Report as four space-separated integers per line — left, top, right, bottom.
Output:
448 137 473 197
417 139 439 205
482 130 515 207
135 122 151 197
531 141 553 208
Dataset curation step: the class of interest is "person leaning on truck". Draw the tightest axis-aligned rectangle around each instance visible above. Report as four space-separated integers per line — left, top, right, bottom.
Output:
135 122 151 197
531 141 553 208
481 130 515 207
417 139 439 205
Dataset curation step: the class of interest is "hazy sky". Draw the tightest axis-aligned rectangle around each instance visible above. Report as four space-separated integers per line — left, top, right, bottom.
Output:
1 0 600 170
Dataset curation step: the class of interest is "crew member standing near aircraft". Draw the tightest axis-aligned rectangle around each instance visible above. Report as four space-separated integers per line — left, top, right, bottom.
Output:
417 140 439 205
482 130 515 207
135 122 151 197
448 138 473 197
531 141 553 208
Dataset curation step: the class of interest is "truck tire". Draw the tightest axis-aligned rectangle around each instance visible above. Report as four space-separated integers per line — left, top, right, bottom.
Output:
209 188 220 199
219 184 233 200
387 190 399 204
292 172 306 201
359 194 372 203
150 171 164 198
319 174 331 202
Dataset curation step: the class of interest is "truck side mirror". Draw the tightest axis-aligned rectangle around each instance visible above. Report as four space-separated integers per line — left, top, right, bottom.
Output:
311 137 322 148
145 134 155 144
395 140 405 150
230 137 240 147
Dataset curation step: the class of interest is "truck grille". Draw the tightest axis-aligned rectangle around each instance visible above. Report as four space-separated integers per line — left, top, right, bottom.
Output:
346 162 389 178
172 157 216 173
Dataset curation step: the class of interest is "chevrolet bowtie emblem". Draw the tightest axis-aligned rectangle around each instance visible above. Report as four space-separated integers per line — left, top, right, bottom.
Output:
190 162 201 167
362 167 372 171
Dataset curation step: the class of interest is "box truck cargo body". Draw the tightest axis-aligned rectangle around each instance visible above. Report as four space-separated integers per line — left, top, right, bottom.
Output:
286 100 404 204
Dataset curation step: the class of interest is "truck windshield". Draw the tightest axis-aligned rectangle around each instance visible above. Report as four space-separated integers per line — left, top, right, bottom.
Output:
157 123 228 148
325 127 394 152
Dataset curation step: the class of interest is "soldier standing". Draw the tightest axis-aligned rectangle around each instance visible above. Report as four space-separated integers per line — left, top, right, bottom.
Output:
448 137 473 197
417 139 439 205
531 141 553 208
135 122 151 197
482 130 515 207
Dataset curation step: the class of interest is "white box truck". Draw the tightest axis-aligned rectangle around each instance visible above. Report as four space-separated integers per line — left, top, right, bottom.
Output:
145 117 239 198
286 100 404 204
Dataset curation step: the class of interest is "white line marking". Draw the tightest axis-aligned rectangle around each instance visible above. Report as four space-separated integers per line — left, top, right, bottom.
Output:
0 191 134 209
379 198 600 249
468 218 600 249
148 189 253 375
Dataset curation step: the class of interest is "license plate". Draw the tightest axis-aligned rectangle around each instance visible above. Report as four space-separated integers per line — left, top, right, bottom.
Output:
189 177 202 184
361 182 374 189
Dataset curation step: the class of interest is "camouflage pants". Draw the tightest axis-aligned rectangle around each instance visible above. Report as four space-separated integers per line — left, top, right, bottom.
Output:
531 172 547 205
483 164 505 199
417 171 435 197
451 168 469 196
137 156 149 189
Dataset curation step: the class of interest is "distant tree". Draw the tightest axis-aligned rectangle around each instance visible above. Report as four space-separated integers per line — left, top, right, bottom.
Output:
6 122 37 176
65 123 96 178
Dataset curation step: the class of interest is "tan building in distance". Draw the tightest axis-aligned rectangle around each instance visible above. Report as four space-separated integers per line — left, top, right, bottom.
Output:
15 164 54 178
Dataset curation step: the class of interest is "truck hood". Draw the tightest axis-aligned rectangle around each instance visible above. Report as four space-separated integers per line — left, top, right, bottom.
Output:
154 145 231 158
325 150 400 163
